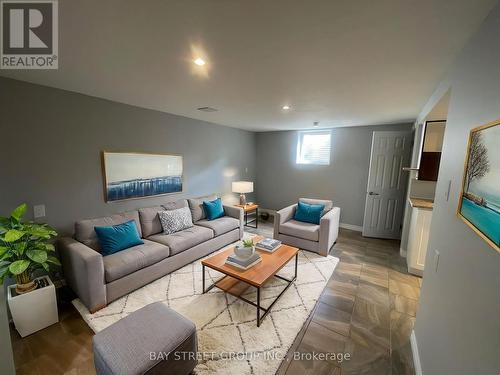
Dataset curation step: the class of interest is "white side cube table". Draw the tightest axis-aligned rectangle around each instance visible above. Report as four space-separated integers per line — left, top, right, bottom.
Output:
7 275 59 337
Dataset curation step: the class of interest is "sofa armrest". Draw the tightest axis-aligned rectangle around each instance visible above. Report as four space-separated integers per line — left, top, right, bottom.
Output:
224 205 244 239
274 204 297 238
58 237 107 312
319 207 341 256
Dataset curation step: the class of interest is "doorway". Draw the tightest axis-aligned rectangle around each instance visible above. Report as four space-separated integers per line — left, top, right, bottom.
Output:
362 131 413 239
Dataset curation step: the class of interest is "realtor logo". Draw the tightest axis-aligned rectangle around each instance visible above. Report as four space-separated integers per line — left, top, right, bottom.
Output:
1 0 58 69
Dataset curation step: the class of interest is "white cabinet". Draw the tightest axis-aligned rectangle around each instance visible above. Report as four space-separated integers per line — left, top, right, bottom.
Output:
407 206 433 276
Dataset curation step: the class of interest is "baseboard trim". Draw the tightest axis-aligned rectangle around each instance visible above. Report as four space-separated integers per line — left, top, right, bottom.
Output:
410 330 422 375
339 223 363 232
408 265 423 277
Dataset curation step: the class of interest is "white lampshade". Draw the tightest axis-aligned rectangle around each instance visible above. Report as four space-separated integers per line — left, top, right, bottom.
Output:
232 181 254 194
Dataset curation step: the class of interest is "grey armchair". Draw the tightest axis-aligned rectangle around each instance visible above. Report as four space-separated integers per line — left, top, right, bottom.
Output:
274 198 341 256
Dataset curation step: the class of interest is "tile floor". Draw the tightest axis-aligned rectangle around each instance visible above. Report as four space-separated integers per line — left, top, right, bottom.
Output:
10 219 421 375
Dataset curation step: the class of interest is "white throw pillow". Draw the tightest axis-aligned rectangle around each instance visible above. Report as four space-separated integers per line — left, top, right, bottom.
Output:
158 207 193 235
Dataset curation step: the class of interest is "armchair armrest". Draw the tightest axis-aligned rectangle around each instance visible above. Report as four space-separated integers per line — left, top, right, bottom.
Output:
319 207 341 256
224 205 244 239
274 204 297 238
58 237 107 312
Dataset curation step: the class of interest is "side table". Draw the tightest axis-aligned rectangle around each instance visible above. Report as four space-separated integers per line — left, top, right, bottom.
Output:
235 203 259 228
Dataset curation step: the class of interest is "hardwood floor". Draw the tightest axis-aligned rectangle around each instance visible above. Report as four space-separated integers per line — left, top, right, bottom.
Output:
10 219 420 375
248 221 420 375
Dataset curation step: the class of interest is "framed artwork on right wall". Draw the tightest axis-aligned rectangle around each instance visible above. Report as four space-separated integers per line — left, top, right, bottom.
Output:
457 119 500 252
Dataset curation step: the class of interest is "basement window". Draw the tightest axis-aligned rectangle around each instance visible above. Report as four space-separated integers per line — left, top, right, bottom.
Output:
296 130 331 165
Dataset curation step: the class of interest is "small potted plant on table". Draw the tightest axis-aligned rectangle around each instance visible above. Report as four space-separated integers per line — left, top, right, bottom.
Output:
234 238 256 259
0 203 60 337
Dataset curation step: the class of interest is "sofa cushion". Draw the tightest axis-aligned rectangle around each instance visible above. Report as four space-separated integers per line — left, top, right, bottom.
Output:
103 239 170 282
138 205 165 238
158 206 193 234
203 198 225 220
294 201 325 225
299 198 333 216
94 220 144 256
147 225 214 256
196 216 239 236
138 200 188 238
75 211 142 251
279 219 320 242
188 195 217 222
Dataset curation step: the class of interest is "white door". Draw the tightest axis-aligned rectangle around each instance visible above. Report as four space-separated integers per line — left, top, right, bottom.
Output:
362 131 412 239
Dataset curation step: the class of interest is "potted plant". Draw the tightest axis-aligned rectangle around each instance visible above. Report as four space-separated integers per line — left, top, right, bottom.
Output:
234 238 255 259
0 203 60 336
0 203 60 292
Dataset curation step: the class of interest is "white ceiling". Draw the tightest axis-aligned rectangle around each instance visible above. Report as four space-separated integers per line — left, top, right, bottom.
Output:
1 0 497 131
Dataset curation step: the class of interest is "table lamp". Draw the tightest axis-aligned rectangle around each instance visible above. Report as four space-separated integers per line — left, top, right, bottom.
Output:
232 181 253 205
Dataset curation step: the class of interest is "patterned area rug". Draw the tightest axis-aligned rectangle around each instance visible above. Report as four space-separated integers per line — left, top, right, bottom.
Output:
73 237 339 375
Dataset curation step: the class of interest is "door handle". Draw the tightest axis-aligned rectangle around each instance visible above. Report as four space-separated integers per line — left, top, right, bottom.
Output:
368 192 379 196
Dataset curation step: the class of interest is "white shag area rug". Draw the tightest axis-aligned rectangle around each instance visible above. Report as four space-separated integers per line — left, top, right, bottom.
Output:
73 237 339 375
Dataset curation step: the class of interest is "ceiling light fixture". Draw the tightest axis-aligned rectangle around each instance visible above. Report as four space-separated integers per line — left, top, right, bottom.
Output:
282 105 291 110
194 58 206 66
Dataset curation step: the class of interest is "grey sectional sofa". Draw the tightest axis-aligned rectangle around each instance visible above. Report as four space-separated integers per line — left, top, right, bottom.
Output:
59 196 243 312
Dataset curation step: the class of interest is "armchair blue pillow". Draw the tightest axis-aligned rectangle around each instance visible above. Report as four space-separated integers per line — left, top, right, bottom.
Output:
203 197 225 220
94 220 144 256
294 201 325 225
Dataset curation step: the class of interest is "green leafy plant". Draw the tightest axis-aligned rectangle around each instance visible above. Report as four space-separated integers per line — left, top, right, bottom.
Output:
242 239 254 248
0 203 60 292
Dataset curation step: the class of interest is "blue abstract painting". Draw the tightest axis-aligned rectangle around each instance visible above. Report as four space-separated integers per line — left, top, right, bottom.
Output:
102 152 183 201
458 121 500 251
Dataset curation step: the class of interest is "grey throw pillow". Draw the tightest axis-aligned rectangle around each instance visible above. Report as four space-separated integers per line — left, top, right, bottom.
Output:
188 194 217 222
158 206 193 235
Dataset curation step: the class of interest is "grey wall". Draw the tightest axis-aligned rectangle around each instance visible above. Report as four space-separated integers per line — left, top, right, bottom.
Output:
414 3 500 374
256 123 412 227
0 77 256 235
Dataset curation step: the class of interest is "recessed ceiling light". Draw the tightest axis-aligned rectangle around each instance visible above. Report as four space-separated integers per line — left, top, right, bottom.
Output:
194 58 206 66
282 105 291 110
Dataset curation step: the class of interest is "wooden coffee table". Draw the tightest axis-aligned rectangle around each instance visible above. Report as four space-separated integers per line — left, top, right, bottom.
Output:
201 236 299 327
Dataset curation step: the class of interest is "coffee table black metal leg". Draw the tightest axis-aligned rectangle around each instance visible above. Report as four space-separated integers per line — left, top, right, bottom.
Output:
202 264 205 293
257 287 261 327
294 253 298 278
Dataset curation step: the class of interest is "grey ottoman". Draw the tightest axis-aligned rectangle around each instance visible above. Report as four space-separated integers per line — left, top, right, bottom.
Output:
93 302 197 375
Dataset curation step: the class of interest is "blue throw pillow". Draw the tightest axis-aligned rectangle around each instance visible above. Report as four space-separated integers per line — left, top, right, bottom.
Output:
94 220 144 256
294 201 325 225
203 198 225 221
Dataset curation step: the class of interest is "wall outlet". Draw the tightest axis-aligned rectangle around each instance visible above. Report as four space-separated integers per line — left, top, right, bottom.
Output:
433 250 440 273
33 204 46 219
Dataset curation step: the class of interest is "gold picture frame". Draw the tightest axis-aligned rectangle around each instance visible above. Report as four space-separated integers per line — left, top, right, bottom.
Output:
101 151 184 202
457 119 500 252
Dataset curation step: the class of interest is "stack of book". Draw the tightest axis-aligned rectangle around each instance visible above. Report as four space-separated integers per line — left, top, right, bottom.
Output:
255 238 282 253
226 253 262 270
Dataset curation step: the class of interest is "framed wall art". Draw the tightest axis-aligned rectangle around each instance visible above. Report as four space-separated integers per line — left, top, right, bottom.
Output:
457 120 500 252
102 152 183 202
